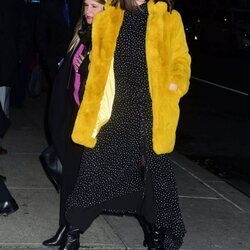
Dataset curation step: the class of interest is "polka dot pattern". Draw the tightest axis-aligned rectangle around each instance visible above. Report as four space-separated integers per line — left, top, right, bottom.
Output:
66 4 185 249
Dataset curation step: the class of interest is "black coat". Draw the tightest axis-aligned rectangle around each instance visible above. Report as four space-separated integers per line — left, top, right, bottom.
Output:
0 0 30 86
47 15 91 224
48 48 84 225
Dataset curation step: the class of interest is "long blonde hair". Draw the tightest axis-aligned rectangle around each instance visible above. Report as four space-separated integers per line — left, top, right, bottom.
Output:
67 15 83 53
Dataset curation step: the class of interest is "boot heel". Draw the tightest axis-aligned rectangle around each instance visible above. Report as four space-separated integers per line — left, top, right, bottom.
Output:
59 225 80 250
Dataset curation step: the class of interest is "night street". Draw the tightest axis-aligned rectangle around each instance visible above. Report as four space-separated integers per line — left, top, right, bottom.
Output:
176 49 250 196
1 0 250 249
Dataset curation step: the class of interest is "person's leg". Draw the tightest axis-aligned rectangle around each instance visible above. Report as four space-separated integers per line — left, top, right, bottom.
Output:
0 86 11 119
0 87 11 154
4 87 11 119
0 138 7 155
0 87 6 109
11 55 32 107
147 153 185 250
42 143 83 246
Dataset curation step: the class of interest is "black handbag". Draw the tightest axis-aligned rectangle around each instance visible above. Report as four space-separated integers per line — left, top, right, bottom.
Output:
40 146 62 193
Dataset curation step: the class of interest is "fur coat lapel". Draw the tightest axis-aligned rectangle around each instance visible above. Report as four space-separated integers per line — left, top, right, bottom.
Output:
72 6 124 148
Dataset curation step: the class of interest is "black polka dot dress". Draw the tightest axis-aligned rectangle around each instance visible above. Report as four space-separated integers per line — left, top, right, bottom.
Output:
66 4 186 249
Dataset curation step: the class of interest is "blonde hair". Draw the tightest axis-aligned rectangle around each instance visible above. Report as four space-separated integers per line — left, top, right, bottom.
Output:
67 15 83 53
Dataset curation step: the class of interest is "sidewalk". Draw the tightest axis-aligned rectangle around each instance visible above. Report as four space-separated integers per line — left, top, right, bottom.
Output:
0 94 249 250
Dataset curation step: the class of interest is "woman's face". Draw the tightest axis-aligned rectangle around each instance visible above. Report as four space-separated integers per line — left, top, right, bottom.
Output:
84 0 104 24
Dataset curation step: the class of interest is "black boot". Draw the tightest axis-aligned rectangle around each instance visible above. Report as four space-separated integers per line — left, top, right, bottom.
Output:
43 225 67 246
0 175 6 181
0 198 19 216
59 225 80 250
40 146 62 193
147 226 165 250
0 179 19 216
137 216 165 250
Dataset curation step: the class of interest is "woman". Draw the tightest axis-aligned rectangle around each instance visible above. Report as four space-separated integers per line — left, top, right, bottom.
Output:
63 0 191 249
42 0 105 247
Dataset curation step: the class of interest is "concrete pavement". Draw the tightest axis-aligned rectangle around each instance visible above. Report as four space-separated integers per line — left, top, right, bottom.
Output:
0 94 250 250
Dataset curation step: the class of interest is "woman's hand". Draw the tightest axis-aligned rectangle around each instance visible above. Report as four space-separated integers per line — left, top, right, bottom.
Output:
75 54 85 72
169 83 178 92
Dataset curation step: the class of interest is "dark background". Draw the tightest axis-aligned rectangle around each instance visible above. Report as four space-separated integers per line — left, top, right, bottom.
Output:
174 0 250 196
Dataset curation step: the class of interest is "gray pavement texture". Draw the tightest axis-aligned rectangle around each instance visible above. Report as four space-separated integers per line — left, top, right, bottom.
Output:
0 94 250 250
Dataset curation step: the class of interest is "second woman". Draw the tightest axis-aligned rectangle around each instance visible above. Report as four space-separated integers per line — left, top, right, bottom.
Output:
42 0 105 247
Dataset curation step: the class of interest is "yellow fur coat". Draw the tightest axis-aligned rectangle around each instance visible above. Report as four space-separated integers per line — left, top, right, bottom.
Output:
71 0 191 154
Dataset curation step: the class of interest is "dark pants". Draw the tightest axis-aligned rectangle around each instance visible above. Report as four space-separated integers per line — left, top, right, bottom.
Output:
58 97 83 226
59 141 82 225
11 60 31 107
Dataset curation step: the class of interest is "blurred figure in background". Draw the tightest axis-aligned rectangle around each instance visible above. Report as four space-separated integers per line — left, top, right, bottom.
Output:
42 0 105 247
36 0 82 86
0 0 29 152
10 0 38 108
36 0 82 144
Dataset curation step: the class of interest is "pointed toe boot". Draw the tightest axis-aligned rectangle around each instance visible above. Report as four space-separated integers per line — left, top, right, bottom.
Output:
43 225 67 246
59 225 80 250
0 198 19 216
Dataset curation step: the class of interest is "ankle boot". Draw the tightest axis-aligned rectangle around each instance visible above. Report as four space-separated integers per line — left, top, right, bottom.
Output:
0 198 19 216
147 226 165 250
59 225 80 250
0 175 6 181
0 179 19 216
43 225 67 246
137 217 165 250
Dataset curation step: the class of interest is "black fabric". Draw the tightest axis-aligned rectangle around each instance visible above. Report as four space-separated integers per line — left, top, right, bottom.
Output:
0 104 10 138
78 16 92 50
77 53 89 104
77 17 91 103
48 43 89 225
36 0 82 83
68 191 143 233
28 64 44 97
40 145 63 191
65 3 150 227
0 0 30 86
0 179 12 202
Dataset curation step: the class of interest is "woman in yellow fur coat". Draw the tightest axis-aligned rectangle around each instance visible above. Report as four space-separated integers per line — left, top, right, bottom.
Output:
61 0 191 249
